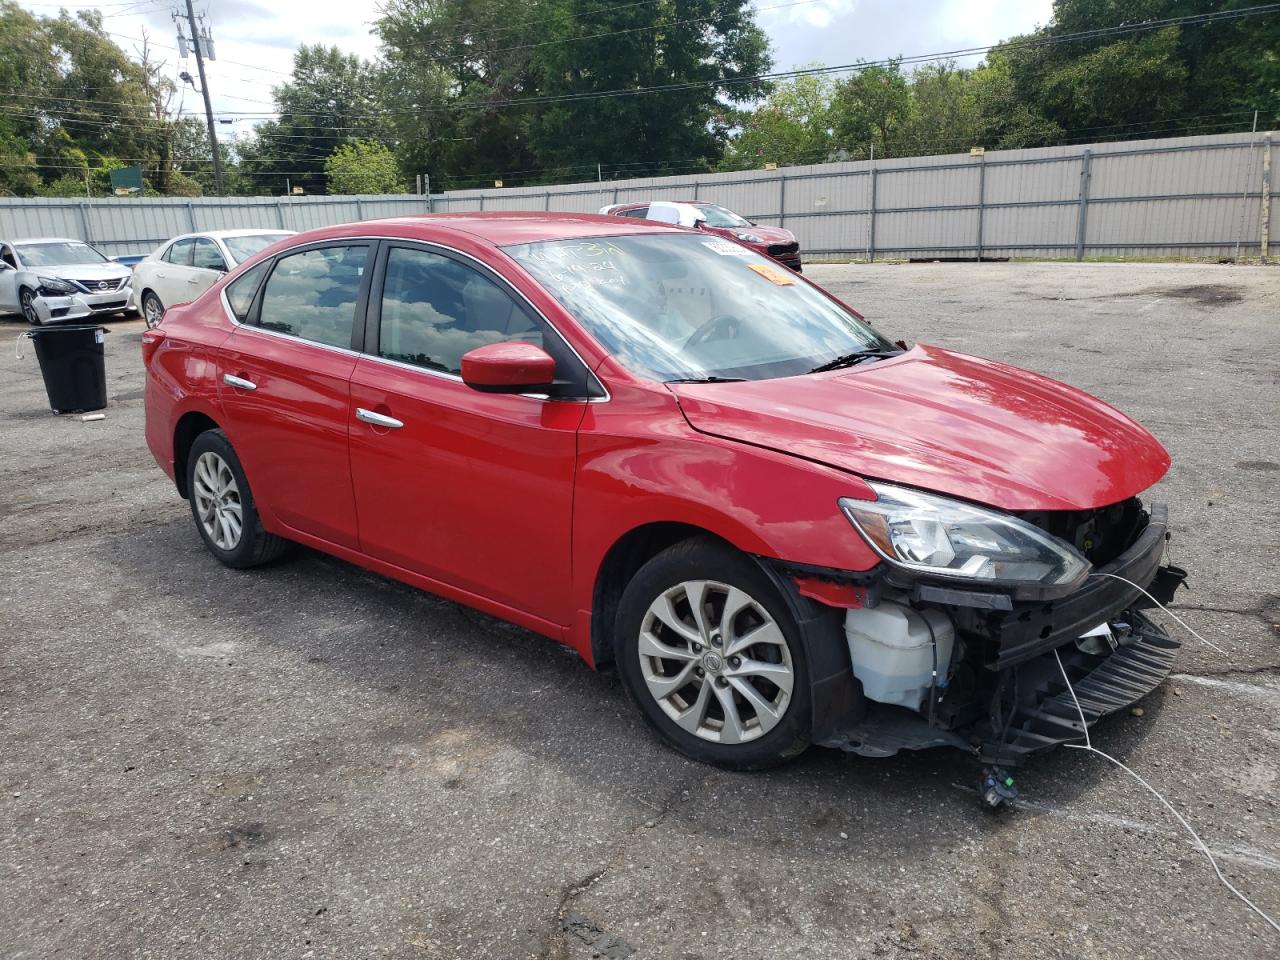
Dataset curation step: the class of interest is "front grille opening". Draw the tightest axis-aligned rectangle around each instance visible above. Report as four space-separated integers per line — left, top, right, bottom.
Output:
1016 497 1146 567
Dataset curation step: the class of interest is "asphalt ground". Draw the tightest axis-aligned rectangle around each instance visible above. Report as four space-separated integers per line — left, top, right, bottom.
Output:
2 261 1277 960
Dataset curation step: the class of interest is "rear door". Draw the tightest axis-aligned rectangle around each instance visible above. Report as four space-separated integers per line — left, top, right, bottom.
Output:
153 238 196 307
347 241 591 625
216 241 373 549
185 237 229 301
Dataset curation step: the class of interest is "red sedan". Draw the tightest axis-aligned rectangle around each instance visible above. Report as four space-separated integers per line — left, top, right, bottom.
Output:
143 213 1185 776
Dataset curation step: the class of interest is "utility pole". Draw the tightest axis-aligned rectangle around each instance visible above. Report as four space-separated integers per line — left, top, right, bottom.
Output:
181 0 224 195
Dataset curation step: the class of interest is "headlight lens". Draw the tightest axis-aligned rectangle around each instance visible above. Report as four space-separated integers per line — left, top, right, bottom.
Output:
36 276 74 295
735 232 762 243
839 482 1090 587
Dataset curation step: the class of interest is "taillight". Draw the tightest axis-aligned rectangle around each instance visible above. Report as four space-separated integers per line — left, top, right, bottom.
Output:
141 328 165 368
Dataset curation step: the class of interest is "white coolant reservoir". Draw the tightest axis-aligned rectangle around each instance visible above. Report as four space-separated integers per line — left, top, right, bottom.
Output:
844 601 955 710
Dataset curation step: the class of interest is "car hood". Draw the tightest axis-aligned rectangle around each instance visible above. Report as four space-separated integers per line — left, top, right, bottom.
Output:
709 224 795 244
31 262 132 282
669 345 1170 512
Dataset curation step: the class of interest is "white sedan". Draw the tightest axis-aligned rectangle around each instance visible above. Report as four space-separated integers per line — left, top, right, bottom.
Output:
132 230 294 328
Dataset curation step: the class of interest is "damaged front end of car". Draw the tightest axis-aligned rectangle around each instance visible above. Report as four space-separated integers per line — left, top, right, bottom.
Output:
771 490 1189 778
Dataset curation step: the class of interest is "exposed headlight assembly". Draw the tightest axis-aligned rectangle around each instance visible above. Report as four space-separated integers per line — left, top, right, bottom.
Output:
36 276 75 296
735 232 762 243
840 482 1090 590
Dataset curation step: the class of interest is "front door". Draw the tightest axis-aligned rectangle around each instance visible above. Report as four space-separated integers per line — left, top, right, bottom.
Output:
348 242 589 626
0 244 19 313
216 241 373 549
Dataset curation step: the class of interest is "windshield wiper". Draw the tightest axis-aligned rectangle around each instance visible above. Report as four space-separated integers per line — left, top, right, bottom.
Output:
807 348 901 374
665 376 748 384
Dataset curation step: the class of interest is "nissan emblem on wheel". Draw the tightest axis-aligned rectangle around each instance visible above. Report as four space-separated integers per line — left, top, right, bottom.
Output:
142 212 1189 781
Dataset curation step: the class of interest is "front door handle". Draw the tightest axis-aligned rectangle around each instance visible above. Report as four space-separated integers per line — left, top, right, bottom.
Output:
356 407 404 429
223 373 257 391
187 277 201 284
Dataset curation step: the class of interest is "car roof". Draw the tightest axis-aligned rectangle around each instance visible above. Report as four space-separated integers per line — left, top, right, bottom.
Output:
166 229 294 242
295 211 690 247
11 237 88 245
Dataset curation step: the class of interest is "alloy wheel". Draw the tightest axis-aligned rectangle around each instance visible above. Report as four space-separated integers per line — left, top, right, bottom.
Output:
192 451 243 550
20 289 37 325
143 295 163 328
637 579 794 744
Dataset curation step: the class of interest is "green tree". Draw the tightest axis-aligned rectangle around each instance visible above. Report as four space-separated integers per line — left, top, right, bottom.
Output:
239 45 386 195
721 74 835 169
830 62 910 158
325 139 404 194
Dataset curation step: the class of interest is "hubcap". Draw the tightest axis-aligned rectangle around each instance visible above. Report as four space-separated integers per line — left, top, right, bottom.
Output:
144 297 162 327
638 580 794 745
21 292 36 322
192 451 243 551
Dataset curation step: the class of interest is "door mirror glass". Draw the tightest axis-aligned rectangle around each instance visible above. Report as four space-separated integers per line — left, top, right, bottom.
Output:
460 342 557 393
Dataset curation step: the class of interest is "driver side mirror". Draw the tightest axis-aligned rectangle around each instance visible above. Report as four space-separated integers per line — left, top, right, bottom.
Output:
461 342 557 394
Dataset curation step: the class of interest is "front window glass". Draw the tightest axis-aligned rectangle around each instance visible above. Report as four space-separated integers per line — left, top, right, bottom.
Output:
696 204 751 228
224 234 288 264
505 234 891 382
378 246 543 375
258 245 368 348
14 241 108 266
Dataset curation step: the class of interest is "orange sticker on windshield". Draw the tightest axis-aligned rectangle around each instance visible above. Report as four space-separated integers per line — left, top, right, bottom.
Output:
747 263 795 285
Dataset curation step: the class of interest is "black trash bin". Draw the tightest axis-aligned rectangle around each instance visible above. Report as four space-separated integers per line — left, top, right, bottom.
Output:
29 324 107 414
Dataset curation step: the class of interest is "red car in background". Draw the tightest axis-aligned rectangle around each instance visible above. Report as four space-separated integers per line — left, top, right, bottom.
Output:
142 212 1185 780
600 200 803 271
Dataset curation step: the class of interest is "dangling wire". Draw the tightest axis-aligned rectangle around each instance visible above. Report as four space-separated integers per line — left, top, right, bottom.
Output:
1053 648 1279 936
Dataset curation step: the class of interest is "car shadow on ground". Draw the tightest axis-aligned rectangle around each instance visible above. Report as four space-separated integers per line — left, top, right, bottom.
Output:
93 520 1172 854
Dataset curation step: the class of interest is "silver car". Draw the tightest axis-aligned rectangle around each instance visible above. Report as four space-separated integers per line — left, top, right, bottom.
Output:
0 238 134 325
130 230 294 328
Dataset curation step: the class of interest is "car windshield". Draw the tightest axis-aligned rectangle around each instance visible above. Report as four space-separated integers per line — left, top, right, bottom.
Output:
223 233 288 264
506 233 893 382
696 204 751 228
15 241 108 266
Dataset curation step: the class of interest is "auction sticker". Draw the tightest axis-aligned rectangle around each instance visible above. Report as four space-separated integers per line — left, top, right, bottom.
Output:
702 239 751 256
747 262 795 285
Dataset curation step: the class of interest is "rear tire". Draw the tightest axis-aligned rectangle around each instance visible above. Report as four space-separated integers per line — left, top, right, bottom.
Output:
615 538 811 770
186 429 288 569
141 291 164 329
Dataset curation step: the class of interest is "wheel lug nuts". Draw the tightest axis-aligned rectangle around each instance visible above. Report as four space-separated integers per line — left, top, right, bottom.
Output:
729 656 741 668
711 634 722 647
715 676 729 687
692 643 703 653
695 667 705 677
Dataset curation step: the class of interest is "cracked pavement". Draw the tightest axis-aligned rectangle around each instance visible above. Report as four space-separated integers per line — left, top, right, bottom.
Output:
2 261 1278 959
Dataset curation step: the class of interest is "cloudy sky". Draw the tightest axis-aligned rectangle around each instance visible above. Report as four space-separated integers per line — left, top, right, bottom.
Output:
20 0 1055 138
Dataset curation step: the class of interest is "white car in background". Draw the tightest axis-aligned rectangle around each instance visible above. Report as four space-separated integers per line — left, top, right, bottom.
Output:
132 229 294 328
0 238 134 325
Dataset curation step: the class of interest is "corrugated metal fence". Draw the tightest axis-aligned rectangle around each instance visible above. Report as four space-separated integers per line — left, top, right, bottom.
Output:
1 130 1273 261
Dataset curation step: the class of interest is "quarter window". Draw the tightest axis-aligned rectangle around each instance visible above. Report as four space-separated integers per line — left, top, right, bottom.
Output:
164 239 194 265
617 206 649 219
224 260 271 321
258 245 369 349
376 246 543 375
192 237 227 272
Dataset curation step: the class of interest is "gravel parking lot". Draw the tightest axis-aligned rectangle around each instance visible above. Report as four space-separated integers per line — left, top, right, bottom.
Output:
2 260 1278 960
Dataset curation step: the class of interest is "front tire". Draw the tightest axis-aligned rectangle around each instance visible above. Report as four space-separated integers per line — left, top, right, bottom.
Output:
186 430 288 569
19 287 39 325
615 538 811 770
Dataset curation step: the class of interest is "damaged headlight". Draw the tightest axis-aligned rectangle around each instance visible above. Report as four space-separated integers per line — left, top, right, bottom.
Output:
839 482 1090 588
36 276 74 296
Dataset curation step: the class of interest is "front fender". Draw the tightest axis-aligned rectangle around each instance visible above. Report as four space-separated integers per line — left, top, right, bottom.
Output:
569 384 882 658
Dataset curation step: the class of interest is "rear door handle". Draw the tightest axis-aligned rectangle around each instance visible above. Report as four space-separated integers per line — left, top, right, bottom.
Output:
356 407 404 429
223 373 257 391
